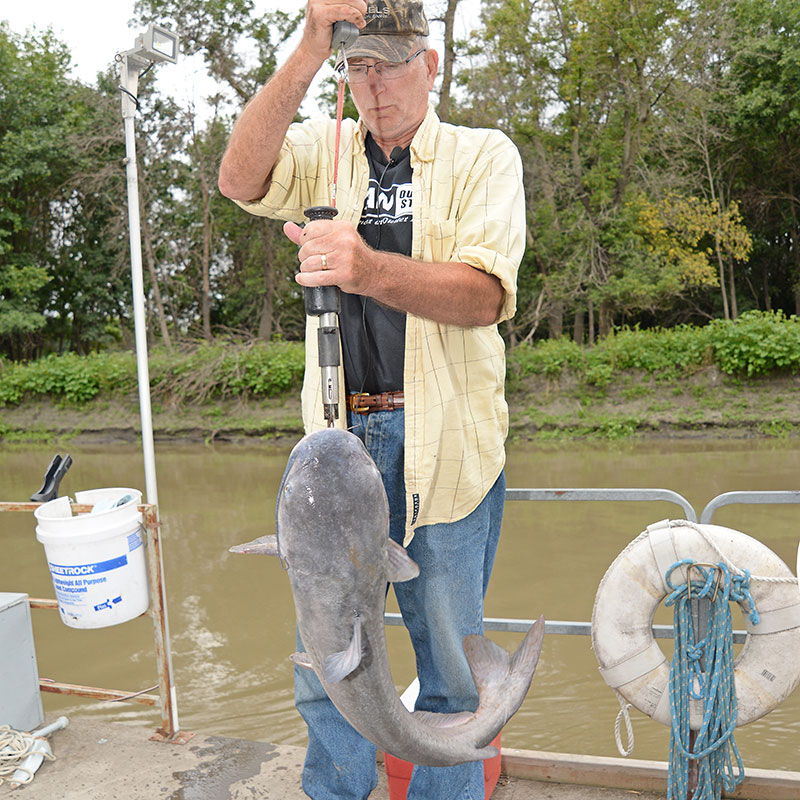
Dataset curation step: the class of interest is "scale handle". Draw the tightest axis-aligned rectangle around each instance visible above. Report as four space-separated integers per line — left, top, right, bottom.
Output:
332 21 359 51
303 206 342 317
303 206 341 317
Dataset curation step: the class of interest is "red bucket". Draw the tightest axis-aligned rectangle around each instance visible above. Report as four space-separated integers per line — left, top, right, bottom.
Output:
383 733 502 800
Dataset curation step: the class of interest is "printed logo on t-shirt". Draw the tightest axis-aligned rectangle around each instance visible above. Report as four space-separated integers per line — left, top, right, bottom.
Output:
361 180 413 226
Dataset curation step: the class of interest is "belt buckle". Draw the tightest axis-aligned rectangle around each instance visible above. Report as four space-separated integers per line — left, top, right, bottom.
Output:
351 393 371 413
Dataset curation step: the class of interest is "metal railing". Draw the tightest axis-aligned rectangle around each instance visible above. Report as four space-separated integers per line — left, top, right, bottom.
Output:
385 486 800 642
6 487 798 744
0 501 183 742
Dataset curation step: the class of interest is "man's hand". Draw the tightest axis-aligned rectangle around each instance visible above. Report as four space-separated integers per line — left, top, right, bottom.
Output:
284 219 374 296
299 0 368 63
284 220 505 327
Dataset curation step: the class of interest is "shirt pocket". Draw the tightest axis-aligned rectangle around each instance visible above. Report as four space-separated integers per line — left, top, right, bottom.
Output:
421 218 457 263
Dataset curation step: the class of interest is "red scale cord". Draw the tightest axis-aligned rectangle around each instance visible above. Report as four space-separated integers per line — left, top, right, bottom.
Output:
331 71 347 209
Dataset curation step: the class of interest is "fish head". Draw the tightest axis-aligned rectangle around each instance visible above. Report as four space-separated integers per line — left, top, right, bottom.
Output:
276 429 390 578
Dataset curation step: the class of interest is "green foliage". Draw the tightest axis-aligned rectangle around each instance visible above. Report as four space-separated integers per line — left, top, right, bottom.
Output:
708 310 800 376
508 324 714 385
147 341 305 402
507 310 800 386
0 352 136 405
593 326 714 376
0 24 128 358
4 1 800 359
506 337 583 383
0 342 305 407
222 342 304 395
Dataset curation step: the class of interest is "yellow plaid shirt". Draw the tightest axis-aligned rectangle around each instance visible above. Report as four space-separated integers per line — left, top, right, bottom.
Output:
236 105 525 542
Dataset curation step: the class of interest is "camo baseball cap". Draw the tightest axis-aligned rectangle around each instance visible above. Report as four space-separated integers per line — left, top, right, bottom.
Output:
339 1 429 64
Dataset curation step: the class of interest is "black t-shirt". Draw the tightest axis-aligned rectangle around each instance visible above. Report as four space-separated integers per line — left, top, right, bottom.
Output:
340 134 412 394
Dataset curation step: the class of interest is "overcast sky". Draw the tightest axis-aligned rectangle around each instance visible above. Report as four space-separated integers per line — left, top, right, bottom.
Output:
4 2 237 115
3 2 481 117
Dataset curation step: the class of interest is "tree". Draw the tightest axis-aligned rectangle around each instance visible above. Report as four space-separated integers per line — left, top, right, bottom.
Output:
0 24 129 358
432 0 462 122
725 0 800 314
134 0 304 340
456 0 751 339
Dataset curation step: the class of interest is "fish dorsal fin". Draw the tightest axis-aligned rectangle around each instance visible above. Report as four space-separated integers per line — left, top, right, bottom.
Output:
385 539 419 582
229 535 279 557
412 709 474 728
463 635 512 699
322 614 362 684
290 652 314 670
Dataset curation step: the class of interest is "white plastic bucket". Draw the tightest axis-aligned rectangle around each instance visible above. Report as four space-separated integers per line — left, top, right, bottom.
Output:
34 489 149 629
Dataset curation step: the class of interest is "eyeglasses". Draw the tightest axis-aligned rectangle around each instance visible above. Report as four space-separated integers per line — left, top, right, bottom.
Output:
344 49 427 84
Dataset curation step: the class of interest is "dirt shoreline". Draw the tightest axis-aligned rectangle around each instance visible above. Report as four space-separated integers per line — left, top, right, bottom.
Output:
1 367 799 445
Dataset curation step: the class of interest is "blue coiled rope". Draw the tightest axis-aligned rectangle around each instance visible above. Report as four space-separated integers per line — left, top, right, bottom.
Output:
663 559 759 800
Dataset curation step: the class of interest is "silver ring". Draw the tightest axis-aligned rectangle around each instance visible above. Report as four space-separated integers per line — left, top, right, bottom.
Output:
320 253 328 270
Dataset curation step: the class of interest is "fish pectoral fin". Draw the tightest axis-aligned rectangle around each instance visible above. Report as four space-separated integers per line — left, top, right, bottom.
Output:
229 535 279 557
385 539 420 583
412 710 475 728
322 615 362 683
290 652 314 670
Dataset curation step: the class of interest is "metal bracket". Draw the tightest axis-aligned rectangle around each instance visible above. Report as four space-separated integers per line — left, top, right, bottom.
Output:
149 729 195 745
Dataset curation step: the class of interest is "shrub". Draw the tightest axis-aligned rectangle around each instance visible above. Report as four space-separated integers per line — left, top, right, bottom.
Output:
506 324 714 387
590 326 713 378
506 337 584 385
0 342 305 407
708 310 800 376
3 313 800 409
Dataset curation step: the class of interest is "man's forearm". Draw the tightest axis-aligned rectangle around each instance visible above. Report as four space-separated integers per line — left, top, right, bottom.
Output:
362 251 504 327
217 46 322 203
218 0 367 202
286 219 506 327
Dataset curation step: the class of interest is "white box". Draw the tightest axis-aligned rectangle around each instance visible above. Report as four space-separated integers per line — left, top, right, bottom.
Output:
0 592 44 731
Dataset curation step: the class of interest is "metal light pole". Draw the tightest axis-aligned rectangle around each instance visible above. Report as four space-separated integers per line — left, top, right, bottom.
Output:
118 22 181 737
118 23 178 509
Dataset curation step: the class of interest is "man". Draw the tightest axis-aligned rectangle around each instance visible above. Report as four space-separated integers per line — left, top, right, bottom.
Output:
218 1 525 797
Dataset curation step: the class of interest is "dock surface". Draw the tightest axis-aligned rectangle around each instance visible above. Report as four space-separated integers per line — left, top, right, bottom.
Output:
0 718 662 800
4 717 799 799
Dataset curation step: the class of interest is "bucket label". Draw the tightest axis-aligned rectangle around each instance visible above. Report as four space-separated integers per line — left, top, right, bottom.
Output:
49 555 129 607
50 555 128 577
128 530 143 552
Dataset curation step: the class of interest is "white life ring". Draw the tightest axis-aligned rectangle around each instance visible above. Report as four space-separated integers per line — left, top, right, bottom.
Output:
592 520 800 729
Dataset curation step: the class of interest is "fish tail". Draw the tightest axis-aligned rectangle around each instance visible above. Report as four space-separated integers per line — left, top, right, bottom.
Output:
510 614 546 679
463 615 545 729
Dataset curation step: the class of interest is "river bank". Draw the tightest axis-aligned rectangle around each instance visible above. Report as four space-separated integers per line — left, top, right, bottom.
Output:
2 366 798 445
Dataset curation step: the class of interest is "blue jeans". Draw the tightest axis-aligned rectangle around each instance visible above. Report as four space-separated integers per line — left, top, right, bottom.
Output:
295 409 505 799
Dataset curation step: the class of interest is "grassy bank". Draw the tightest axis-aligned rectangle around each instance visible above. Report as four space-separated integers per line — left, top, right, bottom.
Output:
2 311 800 443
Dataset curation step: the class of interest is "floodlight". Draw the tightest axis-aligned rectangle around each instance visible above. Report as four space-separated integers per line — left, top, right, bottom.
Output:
119 23 180 69
140 23 179 64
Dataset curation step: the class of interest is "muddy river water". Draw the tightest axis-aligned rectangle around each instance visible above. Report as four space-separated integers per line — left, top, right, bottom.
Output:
1 438 798 771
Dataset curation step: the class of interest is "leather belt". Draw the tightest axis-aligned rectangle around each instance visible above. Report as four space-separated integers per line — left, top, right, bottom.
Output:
347 391 404 414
